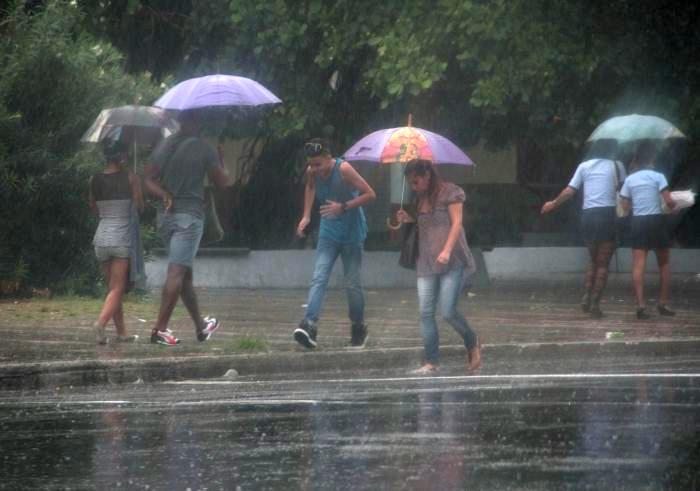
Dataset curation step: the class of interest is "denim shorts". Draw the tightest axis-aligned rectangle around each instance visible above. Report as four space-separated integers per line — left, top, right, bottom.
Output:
94 246 130 263
157 212 204 268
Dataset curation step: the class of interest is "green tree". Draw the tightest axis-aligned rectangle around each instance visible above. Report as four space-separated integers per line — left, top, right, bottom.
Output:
16 0 698 250
0 1 160 292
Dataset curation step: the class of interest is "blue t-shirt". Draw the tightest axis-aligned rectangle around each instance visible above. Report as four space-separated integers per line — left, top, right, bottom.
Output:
568 159 627 209
315 159 367 244
620 169 669 216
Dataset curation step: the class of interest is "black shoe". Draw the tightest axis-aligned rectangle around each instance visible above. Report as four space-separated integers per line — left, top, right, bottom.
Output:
657 305 676 316
637 308 651 320
581 293 591 313
349 323 368 348
294 320 317 349
590 305 603 319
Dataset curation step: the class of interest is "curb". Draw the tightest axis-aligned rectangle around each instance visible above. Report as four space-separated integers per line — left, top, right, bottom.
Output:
1 338 699 391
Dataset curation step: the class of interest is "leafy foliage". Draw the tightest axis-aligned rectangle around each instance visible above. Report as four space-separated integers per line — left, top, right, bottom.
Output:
0 1 160 292
2 0 699 290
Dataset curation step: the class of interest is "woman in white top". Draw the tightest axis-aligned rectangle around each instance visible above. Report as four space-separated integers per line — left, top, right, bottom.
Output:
541 139 625 318
620 140 676 319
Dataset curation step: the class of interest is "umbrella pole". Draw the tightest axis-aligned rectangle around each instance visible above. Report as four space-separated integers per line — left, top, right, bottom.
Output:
387 174 406 230
133 141 137 173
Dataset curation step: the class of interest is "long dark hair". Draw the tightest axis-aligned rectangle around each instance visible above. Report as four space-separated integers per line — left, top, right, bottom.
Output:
632 139 657 169
404 159 443 210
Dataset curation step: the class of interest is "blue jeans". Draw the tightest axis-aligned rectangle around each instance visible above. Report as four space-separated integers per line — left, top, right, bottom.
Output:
417 267 476 364
305 238 364 325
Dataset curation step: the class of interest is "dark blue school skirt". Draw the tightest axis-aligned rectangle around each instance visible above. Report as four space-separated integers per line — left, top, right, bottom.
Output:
580 206 617 245
629 214 672 250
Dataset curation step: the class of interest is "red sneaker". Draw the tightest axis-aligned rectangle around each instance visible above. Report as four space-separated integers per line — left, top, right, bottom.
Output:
151 328 180 346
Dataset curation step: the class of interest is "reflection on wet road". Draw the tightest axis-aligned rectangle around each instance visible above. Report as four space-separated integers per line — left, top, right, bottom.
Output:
1 371 699 490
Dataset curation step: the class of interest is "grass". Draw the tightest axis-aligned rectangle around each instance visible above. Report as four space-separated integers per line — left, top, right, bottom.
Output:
0 293 270 360
235 337 268 351
0 293 186 326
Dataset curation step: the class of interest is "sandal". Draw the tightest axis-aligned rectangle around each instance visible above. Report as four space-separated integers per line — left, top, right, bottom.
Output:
116 334 139 343
409 364 440 375
467 337 482 373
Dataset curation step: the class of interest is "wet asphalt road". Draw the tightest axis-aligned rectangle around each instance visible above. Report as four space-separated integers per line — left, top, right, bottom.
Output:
1 350 699 490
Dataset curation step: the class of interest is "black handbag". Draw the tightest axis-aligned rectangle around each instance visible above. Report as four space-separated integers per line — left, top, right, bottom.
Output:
398 222 419 270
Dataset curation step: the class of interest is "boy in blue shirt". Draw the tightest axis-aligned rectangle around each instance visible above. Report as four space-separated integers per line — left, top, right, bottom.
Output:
294 139 376 349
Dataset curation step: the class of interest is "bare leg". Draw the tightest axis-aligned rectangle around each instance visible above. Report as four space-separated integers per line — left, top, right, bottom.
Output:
655 248 671 305
99 261 111 325
632 248 648 308
180 267 205 333
153 263 187 332
97 258 130 328
582 246 597 311
113 303 127 336
591 241 616 305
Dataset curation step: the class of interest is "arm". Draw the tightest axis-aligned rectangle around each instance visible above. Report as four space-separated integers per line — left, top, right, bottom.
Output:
320 161 376 217
208 146 232 190
296 168 316 237
208 165 232 190
143 163 173 212
661 189 677 212
541 186 576 214
127 170 145 213
621 197 632 213
437 202 464 265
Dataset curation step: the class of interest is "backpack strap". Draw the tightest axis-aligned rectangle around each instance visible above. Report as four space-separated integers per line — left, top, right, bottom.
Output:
611 160 622 191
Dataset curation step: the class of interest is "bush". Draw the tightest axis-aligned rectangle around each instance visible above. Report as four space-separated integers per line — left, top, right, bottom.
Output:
0 2 160 294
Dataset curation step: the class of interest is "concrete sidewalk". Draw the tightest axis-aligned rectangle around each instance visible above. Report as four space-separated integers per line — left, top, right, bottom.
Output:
1 274 699 389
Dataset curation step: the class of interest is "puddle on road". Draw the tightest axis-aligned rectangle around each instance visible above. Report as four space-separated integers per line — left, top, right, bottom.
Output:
0 376 698 489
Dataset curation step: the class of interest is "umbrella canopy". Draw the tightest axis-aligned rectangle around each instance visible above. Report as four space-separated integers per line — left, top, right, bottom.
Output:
154 74 282 111
344 119 473 229
587 114 685 142
81 105 178 143
344 125 473 166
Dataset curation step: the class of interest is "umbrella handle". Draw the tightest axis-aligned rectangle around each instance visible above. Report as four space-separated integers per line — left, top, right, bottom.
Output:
386 215 402 230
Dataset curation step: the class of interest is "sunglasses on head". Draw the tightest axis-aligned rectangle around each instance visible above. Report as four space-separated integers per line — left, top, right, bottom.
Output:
304 142 325 157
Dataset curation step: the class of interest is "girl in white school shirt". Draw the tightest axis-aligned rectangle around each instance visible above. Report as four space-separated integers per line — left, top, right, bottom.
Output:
620 140 677 319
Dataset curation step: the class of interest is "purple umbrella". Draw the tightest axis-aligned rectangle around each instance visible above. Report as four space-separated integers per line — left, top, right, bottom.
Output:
344 117 474 228
344 121 473 166
154 74 282 111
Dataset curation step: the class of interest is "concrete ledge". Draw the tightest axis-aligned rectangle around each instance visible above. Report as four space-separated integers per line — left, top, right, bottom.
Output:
152 247 251 257
145 247 699 288
2 339 698 390
484 247 700 278
146 250 417 289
